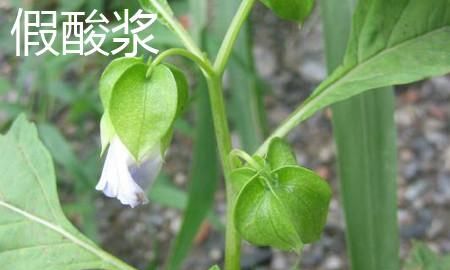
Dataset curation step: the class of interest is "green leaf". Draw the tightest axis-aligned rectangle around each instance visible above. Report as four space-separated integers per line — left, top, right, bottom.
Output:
287 0 450 128
321 1 400 269
260 0 315 23
0 115 136 270
208 265 221 270
267 137 297 170
138 0 175 31
110 64 178 161
404 242 450 270
234 166 331 251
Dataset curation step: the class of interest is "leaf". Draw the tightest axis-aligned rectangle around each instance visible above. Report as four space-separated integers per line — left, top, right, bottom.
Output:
404 242 450 270
321 1 400 270
260 0 315 23
283 0 450 131
110 64 178 161
138 0 175 31
234 166 331 251
0 115 136 270
37 122 99 240
208 265 221 270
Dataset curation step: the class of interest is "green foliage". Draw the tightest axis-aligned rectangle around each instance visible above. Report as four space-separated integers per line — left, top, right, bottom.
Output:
138 0 175 31
404 242 450 270
233 138 331 251
109 64 178 161
260 0 315 23
321 1 399 270
0 116 135 270
278 0 450 132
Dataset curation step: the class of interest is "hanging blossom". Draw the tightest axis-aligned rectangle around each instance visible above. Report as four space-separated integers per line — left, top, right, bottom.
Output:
96 137 162 207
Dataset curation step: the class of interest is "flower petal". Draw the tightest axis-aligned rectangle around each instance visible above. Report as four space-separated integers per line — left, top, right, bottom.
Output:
96 137 148 207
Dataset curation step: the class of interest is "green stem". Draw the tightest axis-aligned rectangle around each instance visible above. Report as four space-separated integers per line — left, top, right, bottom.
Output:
229 149 262 171
205 75 240 270
149 0 260 267
148 0 205 59
147 48 215 77
213 0 257 76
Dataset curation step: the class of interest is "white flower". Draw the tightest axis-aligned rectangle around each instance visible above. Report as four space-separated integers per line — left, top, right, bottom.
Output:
96 137 162 208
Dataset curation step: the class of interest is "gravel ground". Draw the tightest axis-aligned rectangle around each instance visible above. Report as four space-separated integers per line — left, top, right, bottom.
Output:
95 4 449 270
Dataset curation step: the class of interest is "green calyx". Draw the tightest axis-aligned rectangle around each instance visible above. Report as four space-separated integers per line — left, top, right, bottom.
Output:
231 137 332 251
99 57 189 161
260 0 315 23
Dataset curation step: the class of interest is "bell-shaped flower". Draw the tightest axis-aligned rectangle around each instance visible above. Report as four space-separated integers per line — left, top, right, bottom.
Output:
96 137 163 207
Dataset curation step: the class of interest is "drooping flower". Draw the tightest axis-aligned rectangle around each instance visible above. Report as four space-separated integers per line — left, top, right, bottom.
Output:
96 137 162 207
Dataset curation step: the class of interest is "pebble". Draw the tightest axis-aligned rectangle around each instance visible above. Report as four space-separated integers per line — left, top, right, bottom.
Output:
430 76 450 98
427 219 445 239
174 172 186 186
404 180 428 202
298 60 327 82
398 209 414 226
395 107 416 127
401 209 432 238
436 174 450 204
301 244 324 266
443 147 450 171
271 252 288 270
169 216 181 234
323 255 343 270
208 248 222 261
253 46 277 78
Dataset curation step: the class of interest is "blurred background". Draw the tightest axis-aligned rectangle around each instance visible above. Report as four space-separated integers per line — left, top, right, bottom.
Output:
0 0 449 269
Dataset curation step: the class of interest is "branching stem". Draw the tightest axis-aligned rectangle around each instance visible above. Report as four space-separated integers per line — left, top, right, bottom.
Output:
147 48 214 77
